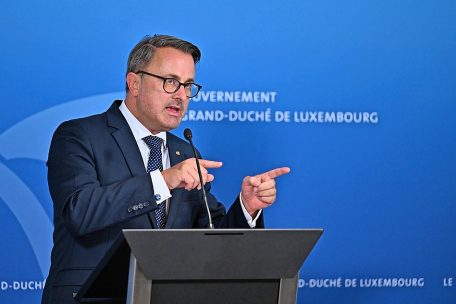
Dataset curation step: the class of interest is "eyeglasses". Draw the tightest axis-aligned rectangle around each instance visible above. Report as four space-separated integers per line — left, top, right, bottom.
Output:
136 70 202 98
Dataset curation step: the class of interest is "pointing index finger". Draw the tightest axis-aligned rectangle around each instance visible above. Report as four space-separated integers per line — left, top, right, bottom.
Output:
262 167 291 180
198 159 223 169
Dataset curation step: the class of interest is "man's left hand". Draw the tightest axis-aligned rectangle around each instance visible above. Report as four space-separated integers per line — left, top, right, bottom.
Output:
241 167 291 217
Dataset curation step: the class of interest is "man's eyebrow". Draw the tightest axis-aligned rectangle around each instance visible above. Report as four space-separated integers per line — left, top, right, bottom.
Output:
166 73 195 83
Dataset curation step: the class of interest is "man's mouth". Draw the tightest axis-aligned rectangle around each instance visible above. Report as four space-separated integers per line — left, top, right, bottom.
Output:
165 105 181 116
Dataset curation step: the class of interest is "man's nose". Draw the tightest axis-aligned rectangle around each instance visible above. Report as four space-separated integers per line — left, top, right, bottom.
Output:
174 85 188 100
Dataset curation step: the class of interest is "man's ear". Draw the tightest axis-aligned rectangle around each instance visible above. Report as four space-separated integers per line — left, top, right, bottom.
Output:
126 72 140 96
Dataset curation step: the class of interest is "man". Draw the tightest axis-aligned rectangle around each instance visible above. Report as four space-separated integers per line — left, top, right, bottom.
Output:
42 34 290 303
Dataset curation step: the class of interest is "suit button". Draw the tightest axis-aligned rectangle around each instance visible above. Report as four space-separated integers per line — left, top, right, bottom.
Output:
154 194 161 201
138 203 144 209
133 205 138 211
144 202 150 207
127 207 133 213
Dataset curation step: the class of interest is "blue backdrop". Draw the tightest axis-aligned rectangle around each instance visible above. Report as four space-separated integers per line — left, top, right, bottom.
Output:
1 1 455 303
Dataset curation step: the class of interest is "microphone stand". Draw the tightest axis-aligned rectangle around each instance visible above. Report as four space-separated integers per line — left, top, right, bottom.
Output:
184 128 214 229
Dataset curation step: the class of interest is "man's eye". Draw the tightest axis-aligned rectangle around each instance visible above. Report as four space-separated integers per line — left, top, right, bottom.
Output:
165 78 177 85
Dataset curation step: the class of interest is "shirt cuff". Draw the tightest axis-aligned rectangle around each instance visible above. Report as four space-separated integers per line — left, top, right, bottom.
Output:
239 193 262 228
150 170 171 204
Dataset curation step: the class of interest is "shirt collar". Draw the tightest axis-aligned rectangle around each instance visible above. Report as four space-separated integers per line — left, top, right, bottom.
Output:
119 100 167 145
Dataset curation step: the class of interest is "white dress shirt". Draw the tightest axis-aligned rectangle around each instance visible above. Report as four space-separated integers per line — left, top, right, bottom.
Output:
119 101 260 227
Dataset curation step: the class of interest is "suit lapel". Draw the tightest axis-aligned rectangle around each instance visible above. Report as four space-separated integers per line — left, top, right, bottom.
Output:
167 133 189 166
106 101 146 177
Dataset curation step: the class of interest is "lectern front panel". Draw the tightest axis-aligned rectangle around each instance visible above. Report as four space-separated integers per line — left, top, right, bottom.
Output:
150 279 279 304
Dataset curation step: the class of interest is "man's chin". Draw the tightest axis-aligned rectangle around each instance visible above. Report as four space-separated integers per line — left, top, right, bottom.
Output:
163 119 183 131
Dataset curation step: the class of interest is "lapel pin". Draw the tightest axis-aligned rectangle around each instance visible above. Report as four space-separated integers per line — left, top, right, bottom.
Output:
175 150 181 156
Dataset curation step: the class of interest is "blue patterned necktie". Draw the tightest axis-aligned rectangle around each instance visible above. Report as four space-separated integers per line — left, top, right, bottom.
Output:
143 135 167 229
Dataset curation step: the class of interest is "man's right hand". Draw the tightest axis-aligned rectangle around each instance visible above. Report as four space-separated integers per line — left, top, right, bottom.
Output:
162 158 223 191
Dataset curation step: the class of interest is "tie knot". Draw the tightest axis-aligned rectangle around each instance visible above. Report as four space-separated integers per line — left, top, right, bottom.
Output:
143 135 163 150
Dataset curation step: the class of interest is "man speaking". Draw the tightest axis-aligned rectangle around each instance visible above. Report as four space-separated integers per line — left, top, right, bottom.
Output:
42 34 290 303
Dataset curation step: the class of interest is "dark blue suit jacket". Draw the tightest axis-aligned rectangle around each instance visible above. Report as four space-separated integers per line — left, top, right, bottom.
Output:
42 100 263 304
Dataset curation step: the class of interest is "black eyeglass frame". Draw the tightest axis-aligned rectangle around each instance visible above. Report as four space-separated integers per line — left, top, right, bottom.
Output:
136 70 202 98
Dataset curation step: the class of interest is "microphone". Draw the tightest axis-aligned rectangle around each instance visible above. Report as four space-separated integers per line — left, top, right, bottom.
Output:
183 128 214 229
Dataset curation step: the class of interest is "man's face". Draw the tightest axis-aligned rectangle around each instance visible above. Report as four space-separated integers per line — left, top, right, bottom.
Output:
129 47 195 134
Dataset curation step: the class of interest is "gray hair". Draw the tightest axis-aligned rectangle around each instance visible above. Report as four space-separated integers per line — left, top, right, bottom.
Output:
126 34 201 91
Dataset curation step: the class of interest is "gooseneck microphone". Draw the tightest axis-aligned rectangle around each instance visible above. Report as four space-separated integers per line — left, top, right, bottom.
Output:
183 128 214 229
